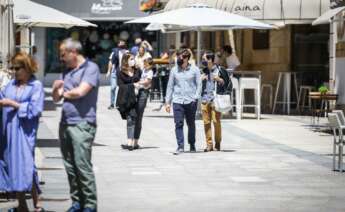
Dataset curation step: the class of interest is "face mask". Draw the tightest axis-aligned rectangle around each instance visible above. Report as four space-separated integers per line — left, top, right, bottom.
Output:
177 57 184 66
119 44 126 49
128 59 135 67
201 60 208 67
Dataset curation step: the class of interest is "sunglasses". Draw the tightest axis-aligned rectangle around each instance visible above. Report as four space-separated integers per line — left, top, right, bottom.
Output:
10 66 23 71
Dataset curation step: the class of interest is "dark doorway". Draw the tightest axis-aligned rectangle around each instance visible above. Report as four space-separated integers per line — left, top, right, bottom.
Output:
291 24 329 88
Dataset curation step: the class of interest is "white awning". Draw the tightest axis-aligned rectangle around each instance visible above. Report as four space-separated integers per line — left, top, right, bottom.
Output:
14 0 97 28
312 6 345 25
164 0 330 25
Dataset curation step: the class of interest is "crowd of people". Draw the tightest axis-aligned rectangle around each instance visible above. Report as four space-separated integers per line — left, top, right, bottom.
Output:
0 36 240 211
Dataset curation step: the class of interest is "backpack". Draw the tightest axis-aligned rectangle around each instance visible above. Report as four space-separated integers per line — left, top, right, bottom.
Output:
111 48 120 70
216 65 233 95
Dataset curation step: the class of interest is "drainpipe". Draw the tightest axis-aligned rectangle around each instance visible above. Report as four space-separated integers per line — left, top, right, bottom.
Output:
330 17 337 93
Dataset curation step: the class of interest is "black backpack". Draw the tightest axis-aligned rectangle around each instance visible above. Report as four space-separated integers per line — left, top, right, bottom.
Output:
216 65 233 95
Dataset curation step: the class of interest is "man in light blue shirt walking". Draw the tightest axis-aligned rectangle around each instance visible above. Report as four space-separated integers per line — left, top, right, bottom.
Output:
165 48 202 154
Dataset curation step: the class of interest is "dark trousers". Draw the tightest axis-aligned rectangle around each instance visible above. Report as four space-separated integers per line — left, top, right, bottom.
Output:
173 101 197 148
127 89 149 139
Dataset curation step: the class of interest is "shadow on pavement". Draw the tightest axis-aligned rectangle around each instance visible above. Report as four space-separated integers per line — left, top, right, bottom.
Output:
37 139 107 148
137 146 160 150
144 115 174 119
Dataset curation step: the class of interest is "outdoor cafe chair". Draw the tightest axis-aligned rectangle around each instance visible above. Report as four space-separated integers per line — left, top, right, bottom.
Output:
333 110 345 126
327 113 345 172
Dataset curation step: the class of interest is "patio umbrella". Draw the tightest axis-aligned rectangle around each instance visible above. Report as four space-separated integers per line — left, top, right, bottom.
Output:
14 0 97 28
164 0 330 26
127 4 273 65
0 0 15 71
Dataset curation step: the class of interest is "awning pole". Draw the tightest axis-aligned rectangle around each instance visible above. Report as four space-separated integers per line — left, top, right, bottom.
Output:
330 18 337 93
175 32 181 50
228 29 236 53
197 30 201 67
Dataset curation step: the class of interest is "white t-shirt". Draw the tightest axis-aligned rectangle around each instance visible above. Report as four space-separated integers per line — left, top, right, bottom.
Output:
135 52 152 70
140 68 153 89
226 54 240 70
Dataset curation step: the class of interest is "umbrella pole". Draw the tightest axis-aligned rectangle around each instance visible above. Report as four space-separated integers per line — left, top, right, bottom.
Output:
197 30 201 67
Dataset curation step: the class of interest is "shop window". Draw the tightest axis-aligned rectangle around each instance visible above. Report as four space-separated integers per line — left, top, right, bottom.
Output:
45 22 157 74
252 30 269 50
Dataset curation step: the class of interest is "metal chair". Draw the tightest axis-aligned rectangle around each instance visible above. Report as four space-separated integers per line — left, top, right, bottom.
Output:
327 113 345 172
333 110 345 125
231 76 241 120
297 85 313 113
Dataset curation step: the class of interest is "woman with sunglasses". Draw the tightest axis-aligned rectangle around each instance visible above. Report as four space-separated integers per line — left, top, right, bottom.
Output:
0 52 45 212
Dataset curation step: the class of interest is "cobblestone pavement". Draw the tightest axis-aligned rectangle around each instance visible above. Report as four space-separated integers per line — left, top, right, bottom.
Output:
31 86 345 212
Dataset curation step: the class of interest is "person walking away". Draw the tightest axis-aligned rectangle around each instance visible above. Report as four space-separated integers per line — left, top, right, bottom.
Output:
0 52 45 212
52 38 100 212
165 48 202 155
106 40 127 110
201 51 230 152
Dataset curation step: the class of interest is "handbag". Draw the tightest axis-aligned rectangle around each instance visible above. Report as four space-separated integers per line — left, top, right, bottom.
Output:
213 81 232 112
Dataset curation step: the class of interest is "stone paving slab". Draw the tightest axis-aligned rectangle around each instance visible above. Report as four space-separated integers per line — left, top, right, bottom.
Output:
32 86 345 212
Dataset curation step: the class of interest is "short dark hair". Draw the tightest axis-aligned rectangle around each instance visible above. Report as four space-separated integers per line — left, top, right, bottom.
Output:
204 51 215 62
118 39 126 45
223 45 233 55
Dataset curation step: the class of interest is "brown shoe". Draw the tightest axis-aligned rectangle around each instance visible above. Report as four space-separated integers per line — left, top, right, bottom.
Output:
204 145 213 152
214 143 221 151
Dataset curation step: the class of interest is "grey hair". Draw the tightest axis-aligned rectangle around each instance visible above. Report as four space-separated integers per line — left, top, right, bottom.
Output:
61 38 83 53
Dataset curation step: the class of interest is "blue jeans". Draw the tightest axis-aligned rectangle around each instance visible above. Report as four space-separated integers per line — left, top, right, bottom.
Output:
172 101 198 149
110 72 117 106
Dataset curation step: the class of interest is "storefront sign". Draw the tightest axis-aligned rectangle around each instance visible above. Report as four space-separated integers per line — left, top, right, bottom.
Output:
234 5 261 12
231 0 264 19
91 0 123 14
33 0 147 19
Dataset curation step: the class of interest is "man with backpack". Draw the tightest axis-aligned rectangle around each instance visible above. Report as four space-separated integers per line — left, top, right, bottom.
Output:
106 40 128 109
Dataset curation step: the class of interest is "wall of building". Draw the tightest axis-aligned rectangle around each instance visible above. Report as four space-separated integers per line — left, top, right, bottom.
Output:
174 27 291 87
239 27 291 86
336 41 345 104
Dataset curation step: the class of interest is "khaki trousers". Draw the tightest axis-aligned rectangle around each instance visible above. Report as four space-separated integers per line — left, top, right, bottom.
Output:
201 102 222 146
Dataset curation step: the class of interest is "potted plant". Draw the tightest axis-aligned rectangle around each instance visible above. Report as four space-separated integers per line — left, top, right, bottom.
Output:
318 85 329 95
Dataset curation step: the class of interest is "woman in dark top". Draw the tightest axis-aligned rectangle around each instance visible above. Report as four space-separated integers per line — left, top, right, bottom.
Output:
116 53 142 151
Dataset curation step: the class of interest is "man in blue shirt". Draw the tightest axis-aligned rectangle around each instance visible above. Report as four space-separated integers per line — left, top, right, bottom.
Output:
52 38 100 212
165 48 202 154
130 38 142 56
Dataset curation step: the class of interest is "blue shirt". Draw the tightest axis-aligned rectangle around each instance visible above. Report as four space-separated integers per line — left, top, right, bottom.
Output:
165 64 202 105
61 59 100 125
130 45 140 56
202 65 220 103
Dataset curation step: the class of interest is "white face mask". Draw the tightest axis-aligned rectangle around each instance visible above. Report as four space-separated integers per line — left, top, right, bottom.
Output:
128 59 135 67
